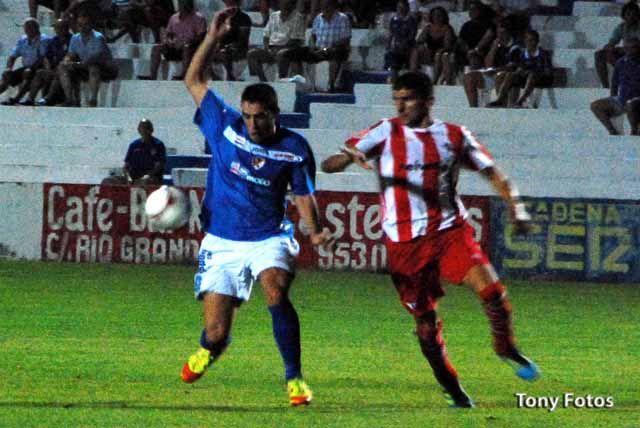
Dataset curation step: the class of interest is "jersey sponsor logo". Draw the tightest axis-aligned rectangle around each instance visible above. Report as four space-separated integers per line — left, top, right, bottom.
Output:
223 126 304 163
251 156 266 170
400 161 440 171
230 161 271 186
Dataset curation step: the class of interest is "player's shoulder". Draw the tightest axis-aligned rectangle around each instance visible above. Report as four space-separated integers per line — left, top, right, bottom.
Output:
277 127 311 152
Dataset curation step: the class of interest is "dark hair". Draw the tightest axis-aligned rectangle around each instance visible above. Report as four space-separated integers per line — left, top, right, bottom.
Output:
526 29 540 44
241 83 280 114
622 1 640 18
429 6 450 25
392 72 434 99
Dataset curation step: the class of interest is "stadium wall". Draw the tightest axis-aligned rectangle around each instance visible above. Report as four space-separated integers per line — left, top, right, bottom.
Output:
1 182 637 283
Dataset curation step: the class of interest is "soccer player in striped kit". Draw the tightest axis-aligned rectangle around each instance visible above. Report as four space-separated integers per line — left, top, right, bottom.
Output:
321 71 539 408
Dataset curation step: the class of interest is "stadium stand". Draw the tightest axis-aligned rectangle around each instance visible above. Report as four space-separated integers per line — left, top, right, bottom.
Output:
0 0 637 200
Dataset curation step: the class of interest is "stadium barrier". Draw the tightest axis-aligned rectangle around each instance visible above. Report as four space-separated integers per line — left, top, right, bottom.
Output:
1 182 636 282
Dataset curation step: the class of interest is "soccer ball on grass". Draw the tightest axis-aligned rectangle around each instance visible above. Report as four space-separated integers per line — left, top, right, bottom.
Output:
144 185 190 230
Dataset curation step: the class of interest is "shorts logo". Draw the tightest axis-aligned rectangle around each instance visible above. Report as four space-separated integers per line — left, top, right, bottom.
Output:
251 156 266 170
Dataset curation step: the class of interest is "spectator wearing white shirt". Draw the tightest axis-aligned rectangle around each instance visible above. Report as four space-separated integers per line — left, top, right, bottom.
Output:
0 18 49 105
297 0 351 92
248 0 306 81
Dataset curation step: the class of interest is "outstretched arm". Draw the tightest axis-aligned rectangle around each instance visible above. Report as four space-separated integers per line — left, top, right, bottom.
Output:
185 11 231 106
293 194 334 249
321 146 372 173
480 166 531 235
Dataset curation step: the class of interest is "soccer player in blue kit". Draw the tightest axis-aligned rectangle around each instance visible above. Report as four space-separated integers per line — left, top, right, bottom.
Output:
180 10 333 406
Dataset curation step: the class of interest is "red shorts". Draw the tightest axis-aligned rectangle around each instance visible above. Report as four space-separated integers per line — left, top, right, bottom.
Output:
386 222 489 316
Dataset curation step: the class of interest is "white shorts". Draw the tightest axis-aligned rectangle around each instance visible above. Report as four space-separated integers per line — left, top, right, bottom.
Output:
193 233 300 301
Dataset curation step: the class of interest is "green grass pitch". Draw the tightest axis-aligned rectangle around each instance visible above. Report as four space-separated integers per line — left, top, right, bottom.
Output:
0 260 638 427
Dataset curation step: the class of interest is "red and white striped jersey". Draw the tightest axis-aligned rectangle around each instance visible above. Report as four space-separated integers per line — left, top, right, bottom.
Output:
345 117 494 242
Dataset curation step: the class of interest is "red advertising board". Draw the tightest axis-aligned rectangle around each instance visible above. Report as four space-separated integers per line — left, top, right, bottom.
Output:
41 184 490 271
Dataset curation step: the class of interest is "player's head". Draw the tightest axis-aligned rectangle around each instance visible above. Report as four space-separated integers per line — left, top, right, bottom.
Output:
392 72 434 127
241 83 280 143
138 118 154 139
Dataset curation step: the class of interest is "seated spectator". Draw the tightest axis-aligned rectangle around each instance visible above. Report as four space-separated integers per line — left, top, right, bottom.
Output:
248 0 306 82
415 6 456 85
109 0 176 43
0 18 49 105
595 1 640 89
456 0 496 71
102 119 167 186
208 0 252 81
58 12 119 107
298 0 351 92
488 29 552 108
23 19 72 106
385 0 418 84
138 0 207 80
463 19 519 107
63 0 119 33
29 0 70 19
591 36 640 136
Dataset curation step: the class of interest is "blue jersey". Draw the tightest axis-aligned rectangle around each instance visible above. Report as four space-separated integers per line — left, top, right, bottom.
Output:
194 90 316 241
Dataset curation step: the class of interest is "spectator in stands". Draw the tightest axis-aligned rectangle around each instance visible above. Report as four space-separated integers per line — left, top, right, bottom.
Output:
487 29 553 108
0 18 49 106
591 36 640 136
29 0 70 19
595 1 640 89
62 0 119 33
138 0 207 80
463 18 520 107
415 6 457 85
108 0 176 43
248 0 306 82
385 0 418 84
301 0 352 92
23 19 72 106
208 0 252 81
457 1 496 70
102 119 167 186
58 11 119 107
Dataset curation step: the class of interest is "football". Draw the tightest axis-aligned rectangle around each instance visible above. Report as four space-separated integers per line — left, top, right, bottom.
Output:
144 185 190 230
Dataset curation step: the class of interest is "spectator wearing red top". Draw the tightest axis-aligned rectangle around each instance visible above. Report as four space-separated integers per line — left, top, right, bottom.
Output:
138 0 206 80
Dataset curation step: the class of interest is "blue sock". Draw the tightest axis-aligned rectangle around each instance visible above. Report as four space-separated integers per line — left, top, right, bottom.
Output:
268 299 302 381
200 329 231 360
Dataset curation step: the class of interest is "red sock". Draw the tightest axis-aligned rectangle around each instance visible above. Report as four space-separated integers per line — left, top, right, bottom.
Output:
479 282 516 356
417 319 465 397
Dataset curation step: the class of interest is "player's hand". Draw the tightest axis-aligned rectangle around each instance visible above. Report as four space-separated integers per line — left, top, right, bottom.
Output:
310 227 335 250
510 202 531 235
209 10 232 39
340 147 373 170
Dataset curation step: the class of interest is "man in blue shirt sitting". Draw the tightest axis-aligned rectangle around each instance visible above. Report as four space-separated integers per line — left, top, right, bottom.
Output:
58 11 118 107
180 10 333 406
102 119 166 186
0 18 49 105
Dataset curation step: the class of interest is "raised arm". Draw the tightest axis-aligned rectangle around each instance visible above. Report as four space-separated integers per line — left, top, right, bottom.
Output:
184 11 231 106
321 146 372 173
480 166 531 235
